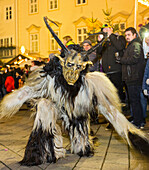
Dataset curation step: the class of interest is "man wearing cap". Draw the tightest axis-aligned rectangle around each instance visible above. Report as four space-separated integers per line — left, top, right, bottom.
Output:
96 24 126 102
82 39 100 72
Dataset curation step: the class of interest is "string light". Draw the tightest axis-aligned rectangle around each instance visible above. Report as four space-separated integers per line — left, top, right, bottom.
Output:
138 0 149 6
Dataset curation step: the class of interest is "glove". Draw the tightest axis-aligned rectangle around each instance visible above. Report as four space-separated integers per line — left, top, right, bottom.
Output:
143 89 148 96
146 79 149 85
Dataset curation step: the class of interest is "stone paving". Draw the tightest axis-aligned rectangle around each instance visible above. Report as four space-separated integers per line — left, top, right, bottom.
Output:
0 105 149 170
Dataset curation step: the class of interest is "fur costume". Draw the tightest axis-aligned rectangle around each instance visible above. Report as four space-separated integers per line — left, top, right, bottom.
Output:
0 17 149 166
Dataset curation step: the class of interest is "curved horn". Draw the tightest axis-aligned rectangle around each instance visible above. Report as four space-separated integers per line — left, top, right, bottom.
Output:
43 16 69 53
81 35 108 60
87 35 108 55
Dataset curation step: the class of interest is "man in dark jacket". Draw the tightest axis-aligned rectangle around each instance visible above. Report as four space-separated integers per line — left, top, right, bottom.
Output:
116 27 145 129
96 24 126 102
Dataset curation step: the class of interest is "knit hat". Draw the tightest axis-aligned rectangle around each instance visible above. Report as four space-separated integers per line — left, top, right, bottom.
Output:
102 23 112 28
82 39 92 45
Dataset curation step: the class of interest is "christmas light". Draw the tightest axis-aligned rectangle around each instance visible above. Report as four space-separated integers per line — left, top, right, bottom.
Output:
138 0 149 6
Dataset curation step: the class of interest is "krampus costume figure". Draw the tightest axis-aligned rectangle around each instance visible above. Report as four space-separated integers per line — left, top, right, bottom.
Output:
0 17 149 166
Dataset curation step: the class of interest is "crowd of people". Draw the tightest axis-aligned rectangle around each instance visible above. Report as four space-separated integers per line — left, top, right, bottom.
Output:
0 17 149 130
61 18 149 129
0 59 44 99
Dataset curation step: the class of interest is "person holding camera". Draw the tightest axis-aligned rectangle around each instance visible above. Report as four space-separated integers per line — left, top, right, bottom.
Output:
96 24 126 102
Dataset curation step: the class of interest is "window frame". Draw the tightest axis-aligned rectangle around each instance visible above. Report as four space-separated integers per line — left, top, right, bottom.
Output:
76 27 88 44
30 33 39 53
48 0 59 11
119 22 126 31
29 0 38 14
76 0 87 6
0 37 14 57
5 6 13 20
50 30 59 51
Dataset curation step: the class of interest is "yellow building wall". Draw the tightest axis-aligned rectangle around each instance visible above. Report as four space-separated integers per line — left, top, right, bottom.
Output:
0 0 15 45
0 0 149 60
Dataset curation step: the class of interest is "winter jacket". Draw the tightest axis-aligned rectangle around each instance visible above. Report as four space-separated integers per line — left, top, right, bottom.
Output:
5 76 15 92
88 52 99 72
142 59 149 94
96 33 126 73
120 37 145 85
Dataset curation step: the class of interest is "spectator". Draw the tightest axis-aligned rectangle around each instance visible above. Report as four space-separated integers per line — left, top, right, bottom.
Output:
5 76 15 94
82 39 100 72
116 27 145 129
14 71 21 89
24 64 29 78
139 17 149 41
96 24 126 102
63 35 74 48
30 60 40 71
37 57 45 65
61 35 81 58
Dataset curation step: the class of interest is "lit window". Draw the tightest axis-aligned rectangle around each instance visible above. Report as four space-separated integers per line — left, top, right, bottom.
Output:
77 27 87 44
50 31 59 51
76 0 87 5
49 0 58 10
120 23 126 30
29 0 38 14
6 6 12 20
30 34 39 53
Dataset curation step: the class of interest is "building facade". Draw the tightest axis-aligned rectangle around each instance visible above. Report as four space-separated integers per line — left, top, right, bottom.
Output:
0 0 149 63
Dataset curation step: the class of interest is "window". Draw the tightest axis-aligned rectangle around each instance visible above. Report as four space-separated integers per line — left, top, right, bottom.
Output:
50 31 59 51
0 37 14 57
30 34 39 53
76 0 87 5
77 27 87 44
113 22 126 32
49 0 58 10
29 0 38 14
0 39 3 47
6 6 12 20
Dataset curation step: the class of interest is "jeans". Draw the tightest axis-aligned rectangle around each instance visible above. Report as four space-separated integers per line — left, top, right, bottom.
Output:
140 90 147 119
127 85 144 126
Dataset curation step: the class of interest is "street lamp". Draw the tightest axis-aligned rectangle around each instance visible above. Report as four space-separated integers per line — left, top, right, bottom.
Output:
20 46 26 54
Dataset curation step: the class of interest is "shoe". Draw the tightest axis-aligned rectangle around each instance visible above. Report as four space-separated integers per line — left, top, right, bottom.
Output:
131 122 141 129
127 116 133 122
130 120 134 124
140 122 145 129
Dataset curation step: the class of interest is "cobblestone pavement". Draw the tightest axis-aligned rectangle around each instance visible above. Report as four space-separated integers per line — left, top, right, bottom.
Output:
0 105 149 170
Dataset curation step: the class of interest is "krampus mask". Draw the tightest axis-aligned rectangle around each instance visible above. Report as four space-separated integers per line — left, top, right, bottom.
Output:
44 16 106 85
